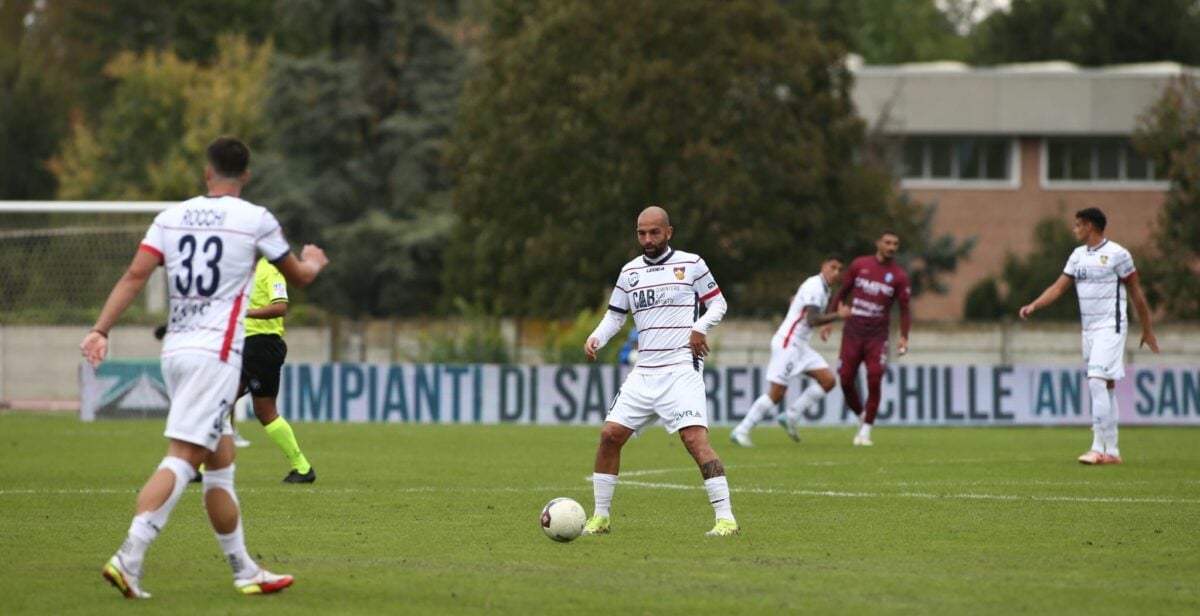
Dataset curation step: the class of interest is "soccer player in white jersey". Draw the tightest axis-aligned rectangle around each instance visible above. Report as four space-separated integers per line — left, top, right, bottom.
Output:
731 256 850 447
581 206 738 537
80 137 329 598
1019 208 1159 465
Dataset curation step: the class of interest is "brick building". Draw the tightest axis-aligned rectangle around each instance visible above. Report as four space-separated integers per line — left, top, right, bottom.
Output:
851 61 1193 320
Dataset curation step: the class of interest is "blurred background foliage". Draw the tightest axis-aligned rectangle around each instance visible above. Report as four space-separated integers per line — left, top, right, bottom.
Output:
2 0 1197 321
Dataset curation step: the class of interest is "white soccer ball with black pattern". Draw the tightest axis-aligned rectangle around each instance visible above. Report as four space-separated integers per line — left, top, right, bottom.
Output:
540 497 586 542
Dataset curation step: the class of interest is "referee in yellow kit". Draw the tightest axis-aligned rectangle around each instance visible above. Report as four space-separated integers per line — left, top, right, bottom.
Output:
242 257 315 483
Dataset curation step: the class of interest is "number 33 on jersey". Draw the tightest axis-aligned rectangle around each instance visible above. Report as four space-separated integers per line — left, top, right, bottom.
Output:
139 195 290 363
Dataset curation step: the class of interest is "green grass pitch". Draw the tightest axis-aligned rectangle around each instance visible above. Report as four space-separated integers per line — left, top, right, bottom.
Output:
1 412 1197 614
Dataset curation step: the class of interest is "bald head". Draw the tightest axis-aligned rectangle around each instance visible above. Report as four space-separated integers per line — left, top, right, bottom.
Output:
636 205 673 260
638 206 670 228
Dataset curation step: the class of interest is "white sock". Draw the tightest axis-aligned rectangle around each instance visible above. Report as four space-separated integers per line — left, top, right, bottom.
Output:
118 456 195 576
1105 388 1120 456
704 476 734 521
217 521 257 579
203 465 258 579
735 394 776 434
787 383 827 421
859 423 873 438
592 473 617 518
1088 379 1109 453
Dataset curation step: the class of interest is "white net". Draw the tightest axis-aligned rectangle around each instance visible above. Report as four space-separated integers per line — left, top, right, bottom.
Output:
0 203 170 324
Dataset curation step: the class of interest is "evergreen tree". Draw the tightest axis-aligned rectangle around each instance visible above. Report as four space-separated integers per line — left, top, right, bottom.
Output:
253 0 471 317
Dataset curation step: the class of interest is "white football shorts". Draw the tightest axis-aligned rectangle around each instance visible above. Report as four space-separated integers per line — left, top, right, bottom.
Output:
1082 328 1127 380
765 343 830 386
606 368 708 434
161 354 238 451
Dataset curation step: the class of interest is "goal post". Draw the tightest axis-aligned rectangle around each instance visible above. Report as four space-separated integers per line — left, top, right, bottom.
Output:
0 201 173 325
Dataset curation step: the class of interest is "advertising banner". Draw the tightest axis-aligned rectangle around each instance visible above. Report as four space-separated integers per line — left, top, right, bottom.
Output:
81 362 1200 426
272 363 1200 426
79 360 170 421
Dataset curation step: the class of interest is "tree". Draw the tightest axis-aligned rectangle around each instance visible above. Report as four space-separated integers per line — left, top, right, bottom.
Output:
1132 76 1200 318
780 0 970 64
972 0 1200 66
446 0 929 318
1 0 277 200
962 276 1006 321
25 0 275 116
961 214 1079 321
970 0 1088 65
52 35 272 201
0 1 69 199
1084 0 1200 66
251 0 471 318
895 200 977 298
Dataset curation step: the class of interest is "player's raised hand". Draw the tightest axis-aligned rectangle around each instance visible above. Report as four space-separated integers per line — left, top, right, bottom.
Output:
80 330 109 368
300 244 329 270
583 337 601 361
690 331 710 359
1141 330 1160 354
1018 303 1035 320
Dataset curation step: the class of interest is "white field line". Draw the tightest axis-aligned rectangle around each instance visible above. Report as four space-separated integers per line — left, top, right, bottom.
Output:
617 480 1200 505
5 482 1193 505
620 465 1176 488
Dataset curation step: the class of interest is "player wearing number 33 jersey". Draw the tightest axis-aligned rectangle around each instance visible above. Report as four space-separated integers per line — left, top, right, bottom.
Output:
141 196 290 365
81 137 327 600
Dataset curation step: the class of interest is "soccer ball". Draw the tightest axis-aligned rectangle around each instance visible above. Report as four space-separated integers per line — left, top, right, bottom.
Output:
540 497 586 542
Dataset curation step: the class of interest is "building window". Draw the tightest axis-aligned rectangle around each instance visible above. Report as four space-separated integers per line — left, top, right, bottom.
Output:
890 137 1014 183
1045 138 1166 183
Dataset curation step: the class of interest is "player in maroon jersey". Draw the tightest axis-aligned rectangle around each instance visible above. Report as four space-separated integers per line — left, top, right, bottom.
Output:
828 230 911 446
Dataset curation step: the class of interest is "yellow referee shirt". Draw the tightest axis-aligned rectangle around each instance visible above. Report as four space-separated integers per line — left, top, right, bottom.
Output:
244 258 288 338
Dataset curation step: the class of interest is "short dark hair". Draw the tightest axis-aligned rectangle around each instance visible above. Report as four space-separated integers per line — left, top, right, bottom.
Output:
1075 207 1107 231
879 229 899 240
823 253 845 264
206 136 250 179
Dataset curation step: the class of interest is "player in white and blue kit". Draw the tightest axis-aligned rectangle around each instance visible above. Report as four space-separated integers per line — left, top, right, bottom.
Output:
1020 208 1159 464
81 137 329 598
731 255 849 447
581 206 738 537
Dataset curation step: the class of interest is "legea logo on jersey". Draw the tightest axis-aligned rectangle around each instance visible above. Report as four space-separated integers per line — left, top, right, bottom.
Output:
628 272 640 287
673 266 685 280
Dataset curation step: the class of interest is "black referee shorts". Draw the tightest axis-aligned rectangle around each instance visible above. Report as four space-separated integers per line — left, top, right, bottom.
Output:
242 334 287 398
